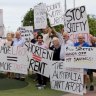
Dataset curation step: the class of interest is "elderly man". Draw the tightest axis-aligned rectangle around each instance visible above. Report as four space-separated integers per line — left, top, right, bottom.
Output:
87 36 96 91
13 31 25 46
13 31 25 80
74 34 89 47
60 32 74 60
50 37 61 60
74 34 90 93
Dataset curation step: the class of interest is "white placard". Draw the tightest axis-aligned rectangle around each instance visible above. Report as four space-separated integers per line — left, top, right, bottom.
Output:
65 46 96 69
64 6 89 42
47 2 64 26
17 26 33 41
49 61 83 95
27 43 54 77
0 46 28 74
34 3 47 29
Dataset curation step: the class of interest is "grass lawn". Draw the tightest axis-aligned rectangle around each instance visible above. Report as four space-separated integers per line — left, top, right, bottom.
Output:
0 75 65 96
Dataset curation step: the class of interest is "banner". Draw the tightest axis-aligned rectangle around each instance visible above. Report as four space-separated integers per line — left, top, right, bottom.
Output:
17 26 33 41
49 61 83 95
0 46 28 74
64 6 89 42
34 3 47 29
65 46 96 69
27 43 54 77
47 2 64 26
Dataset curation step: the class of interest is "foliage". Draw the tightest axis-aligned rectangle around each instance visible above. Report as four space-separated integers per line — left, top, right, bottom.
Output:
22 8 64 32
22 9 96 35
88 15 96 36
22 8 34 26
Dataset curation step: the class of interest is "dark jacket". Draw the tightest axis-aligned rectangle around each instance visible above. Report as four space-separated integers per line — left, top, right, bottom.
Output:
50 45 61 61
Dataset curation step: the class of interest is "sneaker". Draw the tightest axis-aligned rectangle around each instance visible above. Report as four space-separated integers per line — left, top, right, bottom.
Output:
42 85 46 87
36 84 41 87
38 86 44 90
89 85 94 91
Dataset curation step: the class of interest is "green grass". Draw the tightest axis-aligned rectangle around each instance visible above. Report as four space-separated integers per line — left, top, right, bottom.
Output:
0 75 65 96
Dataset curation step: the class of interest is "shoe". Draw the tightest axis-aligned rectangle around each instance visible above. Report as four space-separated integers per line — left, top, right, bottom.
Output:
38 86 44 90
36 84 41 87
20 78 25 81
42 85 46 87
15 77 20 80
89 85 94 91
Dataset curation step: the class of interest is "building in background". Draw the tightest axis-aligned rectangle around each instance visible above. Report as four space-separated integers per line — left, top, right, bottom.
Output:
0 9 4 37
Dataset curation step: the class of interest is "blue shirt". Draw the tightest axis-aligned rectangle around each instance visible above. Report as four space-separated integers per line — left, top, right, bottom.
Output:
13 38 25 47
74 42 90 71
74 42 90 47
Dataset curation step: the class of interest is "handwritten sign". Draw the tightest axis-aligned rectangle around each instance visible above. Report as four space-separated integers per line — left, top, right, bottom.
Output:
65 46 96 69
17 26 33 41
27 43 53 77
34 3 47 29
64 6 89 43
49 61 83 95
0 46 28 74
47 2 64 26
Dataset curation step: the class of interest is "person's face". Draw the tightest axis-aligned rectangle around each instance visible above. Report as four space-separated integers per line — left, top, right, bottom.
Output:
42 27 48 34
53 39 59 47
63 34 69 41
11 33 14 38
33 32 38 39
7 34 12 41
37 36 43 44
91 37 95 44
15 32 21 39
78 36 84 44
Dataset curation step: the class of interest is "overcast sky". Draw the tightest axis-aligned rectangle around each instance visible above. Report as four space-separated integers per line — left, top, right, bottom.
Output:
0 0 96 34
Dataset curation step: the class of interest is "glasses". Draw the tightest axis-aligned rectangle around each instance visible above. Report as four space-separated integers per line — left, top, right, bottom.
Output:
78 38 83 39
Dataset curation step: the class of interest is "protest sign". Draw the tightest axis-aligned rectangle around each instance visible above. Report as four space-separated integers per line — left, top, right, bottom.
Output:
0 9 4 36
27 43 54 77
64 6 89 43
17 26 33 41
29 58 49 77
65 46 96 69
34 3 47 29
47 2 64 26
49 61 83 95
0 46 28 74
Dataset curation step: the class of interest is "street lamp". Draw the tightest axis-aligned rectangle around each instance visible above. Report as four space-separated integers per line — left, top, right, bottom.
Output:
65 0 67 11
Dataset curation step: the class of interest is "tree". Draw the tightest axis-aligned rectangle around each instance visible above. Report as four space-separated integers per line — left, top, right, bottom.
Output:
88 15 96 36
21 8 64 32
22 9 96 35
22 8 34 26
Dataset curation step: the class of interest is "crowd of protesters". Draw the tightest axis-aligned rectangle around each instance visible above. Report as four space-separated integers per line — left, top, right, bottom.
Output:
0 26 96 92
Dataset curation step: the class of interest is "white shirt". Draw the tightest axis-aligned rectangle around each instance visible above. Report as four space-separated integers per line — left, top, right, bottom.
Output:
60 39 74 60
